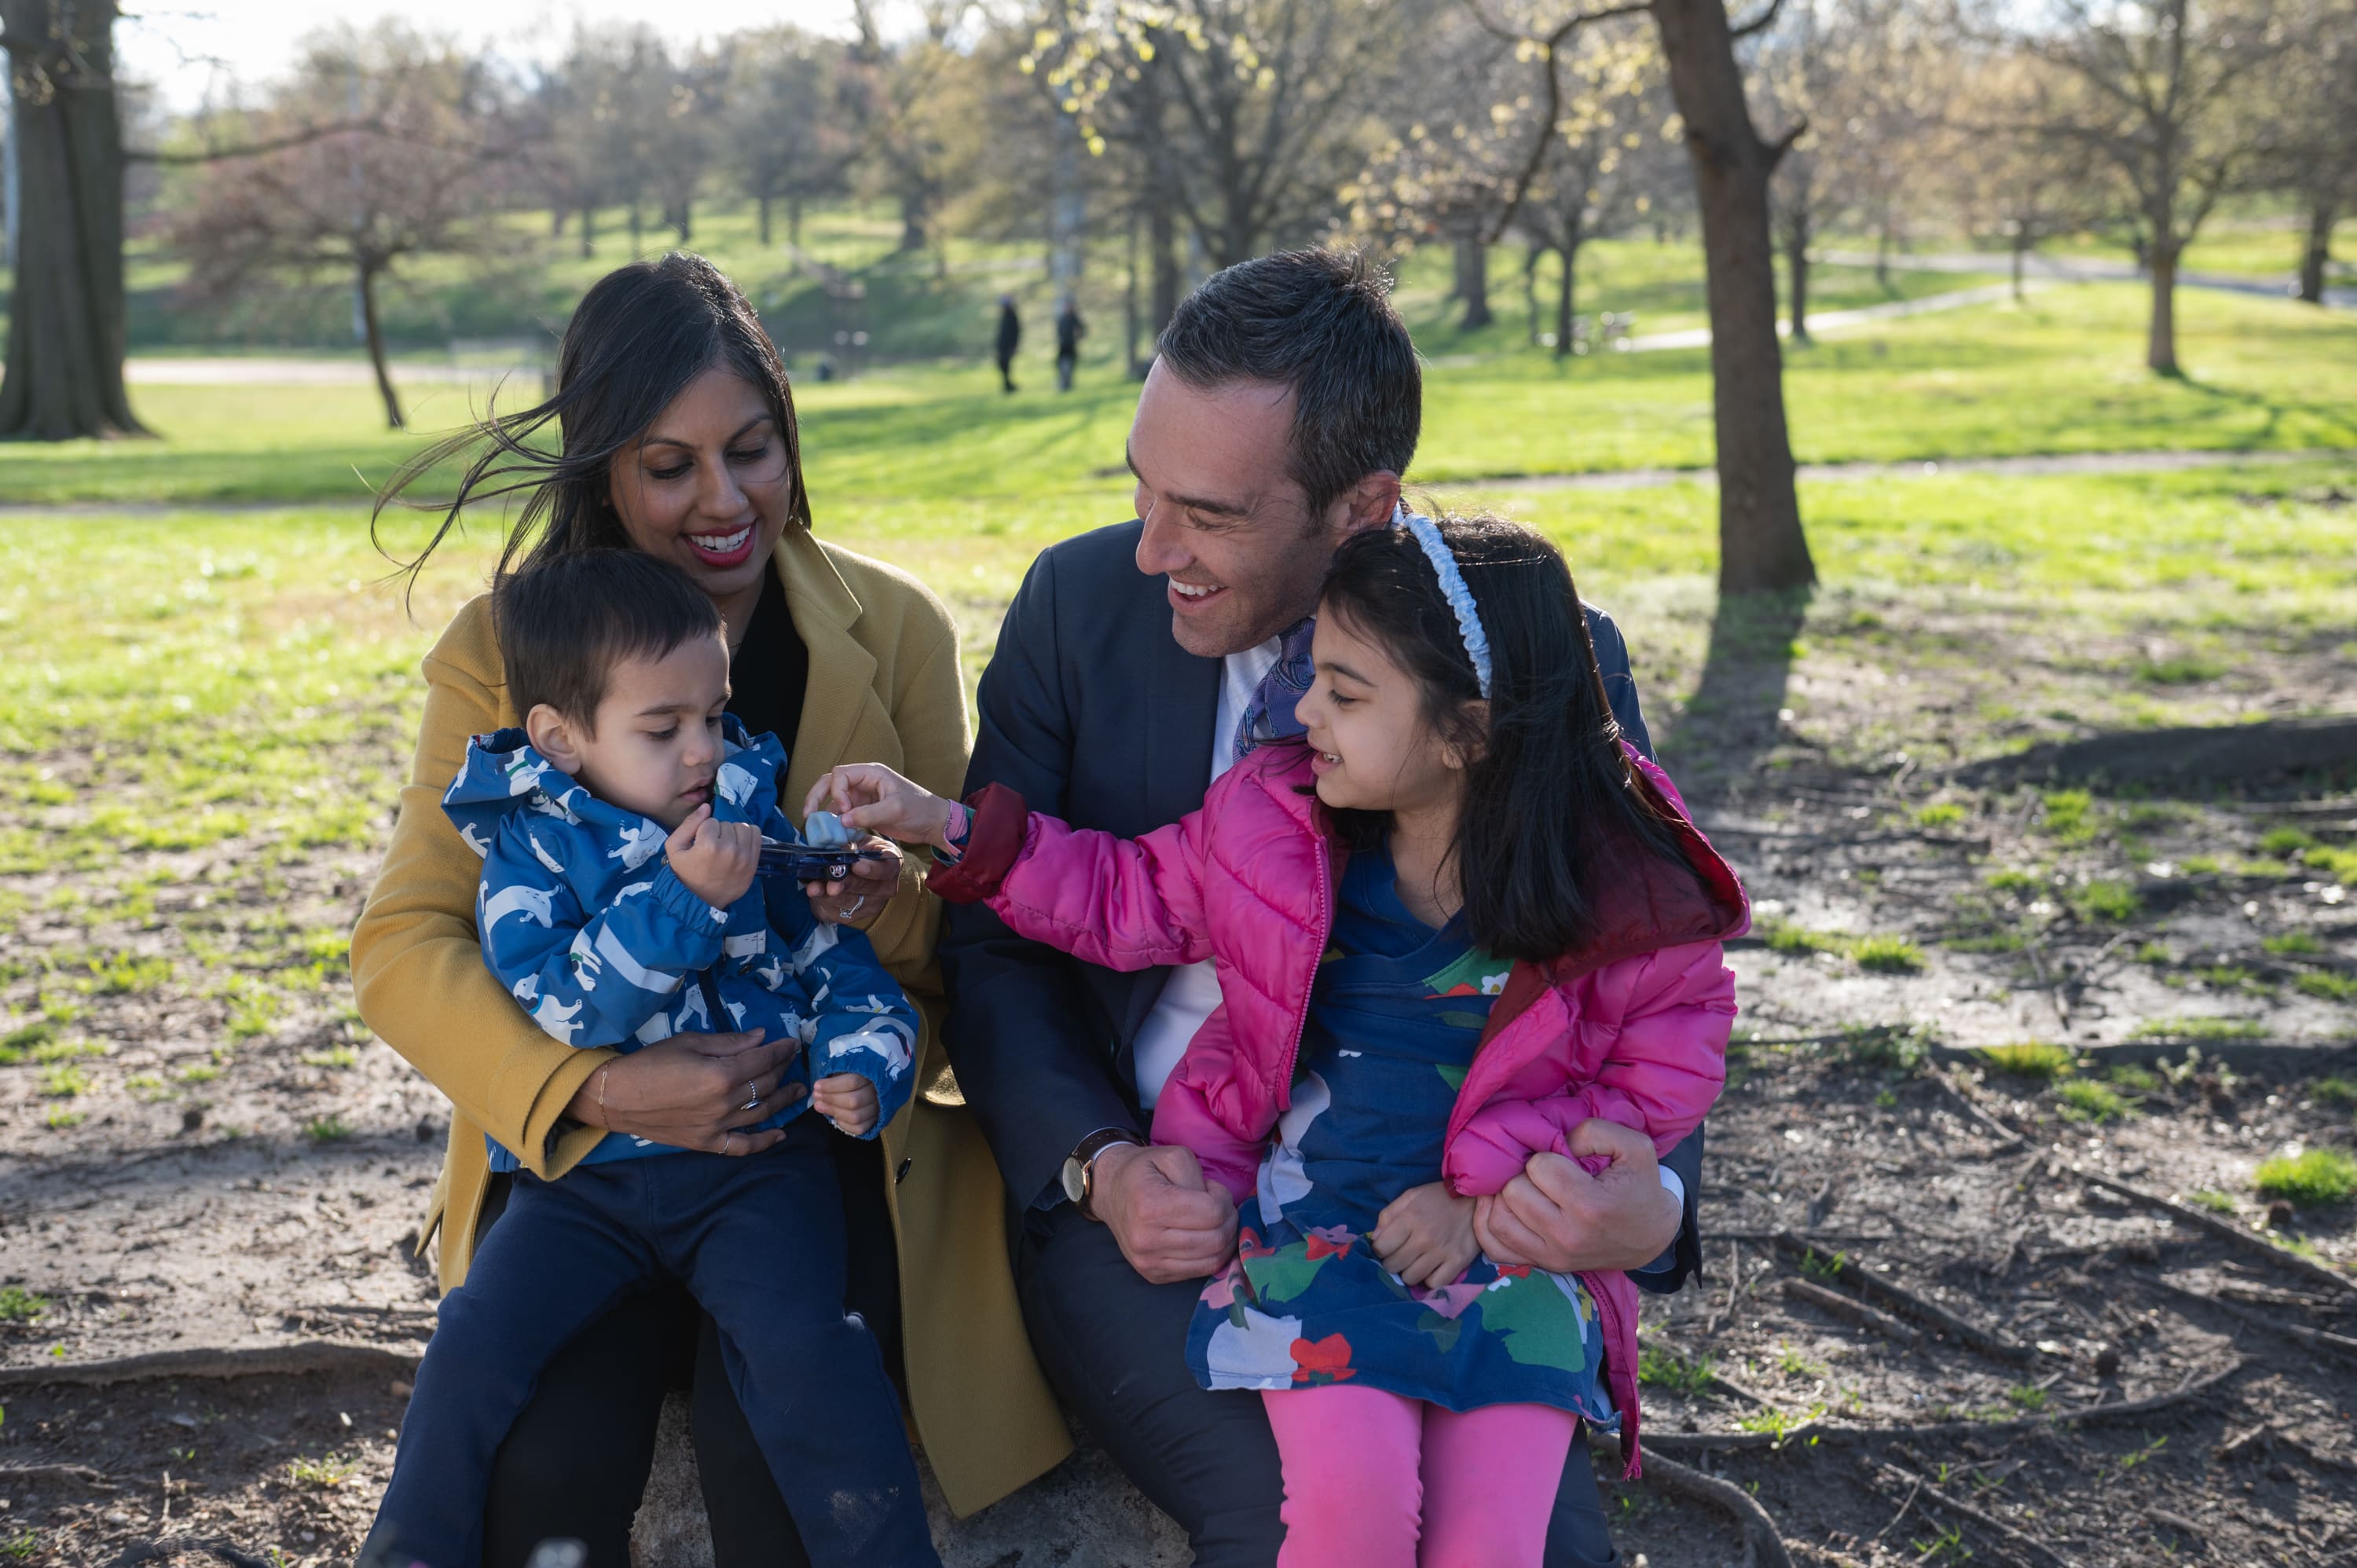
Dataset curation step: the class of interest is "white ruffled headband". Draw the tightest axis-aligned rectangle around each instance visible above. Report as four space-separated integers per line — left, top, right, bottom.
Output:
1394 505 1494 699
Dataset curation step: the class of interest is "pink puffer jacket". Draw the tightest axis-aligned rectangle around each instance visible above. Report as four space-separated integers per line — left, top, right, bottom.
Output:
929 742 1747 1474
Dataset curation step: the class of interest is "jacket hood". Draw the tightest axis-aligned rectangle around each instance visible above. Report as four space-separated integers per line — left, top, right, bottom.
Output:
442 715 786 859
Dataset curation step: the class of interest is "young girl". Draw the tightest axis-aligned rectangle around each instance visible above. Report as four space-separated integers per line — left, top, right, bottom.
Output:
817 512 1745 1566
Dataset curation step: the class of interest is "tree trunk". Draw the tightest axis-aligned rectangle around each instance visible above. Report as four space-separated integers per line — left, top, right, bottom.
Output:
628 200 643 251
1454 233 1493 330
1555 214 1584 360
2147 226 2180 376
2011 231 2029 303
580 203 596 258
1149 183 1181 346
551 207 567 237
357 260 404 430
1649 0 1813 595
1523 244 1543 346
672 196 691 245
2299 197 2334 305
788 197 805 271
757 192 772 247
898 189 926 252
1124 203 1143 380
1786 206 1811 346
0 0 148 441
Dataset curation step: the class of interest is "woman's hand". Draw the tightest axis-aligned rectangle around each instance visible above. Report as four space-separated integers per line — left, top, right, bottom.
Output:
805 764 959 852
801 834 901 929
565 1028 807 1155
1372 1181 1479 1289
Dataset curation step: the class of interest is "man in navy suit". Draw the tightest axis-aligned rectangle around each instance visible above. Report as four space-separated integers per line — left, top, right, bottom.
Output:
938 250 1701 1565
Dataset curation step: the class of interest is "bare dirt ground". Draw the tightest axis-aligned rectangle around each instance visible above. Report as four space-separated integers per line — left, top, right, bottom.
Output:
5 559 2355 1566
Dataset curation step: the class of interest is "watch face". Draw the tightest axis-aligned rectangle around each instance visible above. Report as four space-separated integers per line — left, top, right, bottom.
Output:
1061 1158 1088 1204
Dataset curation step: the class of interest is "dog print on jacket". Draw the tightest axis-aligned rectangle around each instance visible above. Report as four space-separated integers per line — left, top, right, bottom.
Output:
442 718 917 1171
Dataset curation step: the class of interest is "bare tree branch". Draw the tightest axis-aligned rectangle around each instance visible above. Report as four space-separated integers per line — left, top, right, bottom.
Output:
127 116 384 166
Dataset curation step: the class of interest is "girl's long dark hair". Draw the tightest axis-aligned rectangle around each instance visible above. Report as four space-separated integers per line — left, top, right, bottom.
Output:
1318 511 1698 963
372 252 812 603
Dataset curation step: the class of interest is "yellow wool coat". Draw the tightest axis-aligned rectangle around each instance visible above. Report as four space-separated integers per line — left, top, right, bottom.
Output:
349 525 1071 1516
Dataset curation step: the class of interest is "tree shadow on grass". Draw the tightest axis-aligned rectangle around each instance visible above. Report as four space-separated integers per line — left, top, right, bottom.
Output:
1659 588 1813 807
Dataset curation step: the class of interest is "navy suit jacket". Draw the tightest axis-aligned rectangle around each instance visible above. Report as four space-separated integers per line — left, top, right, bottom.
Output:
939 518 1703 1289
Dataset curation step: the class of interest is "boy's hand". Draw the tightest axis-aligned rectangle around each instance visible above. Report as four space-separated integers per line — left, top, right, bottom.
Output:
812 1072 878 1137
666 805 760 908
1372 1181 1480 1289
805 764 958 852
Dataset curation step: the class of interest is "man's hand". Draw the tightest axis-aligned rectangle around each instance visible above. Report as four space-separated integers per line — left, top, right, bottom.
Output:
1372 1181 1479 1288
665 805 760 908
1092 1142 1238 1284
812 1072 878 1137
1472 1119 1682 1275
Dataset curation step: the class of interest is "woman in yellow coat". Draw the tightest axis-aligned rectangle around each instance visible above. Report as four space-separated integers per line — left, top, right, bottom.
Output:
351 253 1068 1565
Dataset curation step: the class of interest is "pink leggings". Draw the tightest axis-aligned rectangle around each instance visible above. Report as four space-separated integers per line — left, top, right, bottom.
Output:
1260 1385 1578 1568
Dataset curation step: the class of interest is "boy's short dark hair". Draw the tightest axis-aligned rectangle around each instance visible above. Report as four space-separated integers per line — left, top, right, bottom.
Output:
493 550 723 730
1157 248 1421 521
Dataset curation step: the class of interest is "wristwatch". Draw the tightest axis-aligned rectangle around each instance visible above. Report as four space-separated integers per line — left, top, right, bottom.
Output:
1061 1127 1146 1220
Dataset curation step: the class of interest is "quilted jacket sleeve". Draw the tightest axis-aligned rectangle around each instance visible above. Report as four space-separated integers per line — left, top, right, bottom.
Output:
1445 940 1736 1197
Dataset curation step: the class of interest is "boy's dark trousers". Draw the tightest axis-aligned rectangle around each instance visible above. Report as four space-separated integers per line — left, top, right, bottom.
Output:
373 1116 938 1568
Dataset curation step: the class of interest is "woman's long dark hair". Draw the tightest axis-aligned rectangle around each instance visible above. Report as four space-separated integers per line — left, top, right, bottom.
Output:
1317 511 1698 963
372 252 812 603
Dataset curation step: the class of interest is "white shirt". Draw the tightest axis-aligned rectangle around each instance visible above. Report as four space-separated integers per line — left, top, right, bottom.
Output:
1128 636 1281 1108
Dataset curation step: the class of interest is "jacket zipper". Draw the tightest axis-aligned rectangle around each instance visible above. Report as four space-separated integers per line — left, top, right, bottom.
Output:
1272 841 1336 1108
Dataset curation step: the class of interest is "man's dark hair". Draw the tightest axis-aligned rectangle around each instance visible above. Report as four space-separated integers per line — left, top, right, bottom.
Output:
1157 248 1420 521
1314 513 1698 962
493 550 723 731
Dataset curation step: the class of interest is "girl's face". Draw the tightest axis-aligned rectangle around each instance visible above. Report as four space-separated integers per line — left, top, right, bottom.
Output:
1295 607 1472 819
607 367 793 625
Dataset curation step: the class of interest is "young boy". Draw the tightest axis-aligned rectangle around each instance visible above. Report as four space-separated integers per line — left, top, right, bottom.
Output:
368 550 940 1568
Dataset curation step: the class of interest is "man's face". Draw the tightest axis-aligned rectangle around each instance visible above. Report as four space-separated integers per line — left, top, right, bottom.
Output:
1126 364 1351 658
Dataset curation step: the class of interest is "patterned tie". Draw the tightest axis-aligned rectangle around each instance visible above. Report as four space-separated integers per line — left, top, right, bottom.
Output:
1233 617 1318 761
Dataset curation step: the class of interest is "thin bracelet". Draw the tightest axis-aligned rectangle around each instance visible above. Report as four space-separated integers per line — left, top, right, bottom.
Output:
595 1063 611 1128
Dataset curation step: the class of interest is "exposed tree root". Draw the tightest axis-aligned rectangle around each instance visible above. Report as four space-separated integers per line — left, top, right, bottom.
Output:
2151 1277 2357 1365
0 1462 117 1489
1607 1440 1794 1568
1772 1231 2034 1365
2069 1166 2357 1301
1781 1276 1923 1347
1647 1356 2249 1452
0 1341 420 1391
1879 1461 2083 1568
1927 1068 2033 1152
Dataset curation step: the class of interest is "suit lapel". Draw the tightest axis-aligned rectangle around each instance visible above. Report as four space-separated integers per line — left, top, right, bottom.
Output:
774 529 886 821
1142 610 1222 833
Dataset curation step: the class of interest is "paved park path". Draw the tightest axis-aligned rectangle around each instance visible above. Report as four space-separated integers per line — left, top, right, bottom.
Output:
1448 445 2355 493
1816 247 2357 311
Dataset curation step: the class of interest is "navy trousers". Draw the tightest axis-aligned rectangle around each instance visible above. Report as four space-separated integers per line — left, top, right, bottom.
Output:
375 1119 937 1568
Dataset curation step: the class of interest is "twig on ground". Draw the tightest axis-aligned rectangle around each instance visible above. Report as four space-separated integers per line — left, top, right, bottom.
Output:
2150 1278 2357 1365
1781 1276 1923 1347
2023 935 2071 1028
1604 1439 1793 1568
0 1341 420 1391
0 1462 118 1489
1772 1231 2034 1365
1646 1356 2249 1452
1868 1472 1923 1544
1707 1240 1743 1338
2214 1420 2274 1462
1879 1461 2083 1568
1927 1069 2032 1153
2070 1166 2357 1301
1806 1175 1840 1228
108 1536 273 1568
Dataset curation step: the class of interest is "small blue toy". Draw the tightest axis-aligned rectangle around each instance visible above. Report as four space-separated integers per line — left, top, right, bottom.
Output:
757 810 892 883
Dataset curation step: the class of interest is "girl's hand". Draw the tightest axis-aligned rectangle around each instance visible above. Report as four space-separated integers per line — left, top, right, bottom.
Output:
812 1072 879 1137
805 764 959 852
801 834 900 929
563 1029 806 1155
1372 1181 1480 1289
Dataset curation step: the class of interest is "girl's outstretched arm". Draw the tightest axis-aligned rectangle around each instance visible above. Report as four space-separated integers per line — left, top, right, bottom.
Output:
1446 940 1735 1198
812 763 1219 974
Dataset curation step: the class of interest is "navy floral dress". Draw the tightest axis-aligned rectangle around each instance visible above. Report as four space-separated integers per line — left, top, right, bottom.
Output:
1182 848 1615 1421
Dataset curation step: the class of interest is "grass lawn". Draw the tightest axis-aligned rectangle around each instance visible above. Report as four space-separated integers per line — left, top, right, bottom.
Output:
8 281 2353 510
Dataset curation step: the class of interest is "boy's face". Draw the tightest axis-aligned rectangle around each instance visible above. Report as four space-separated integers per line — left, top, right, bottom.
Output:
526 633 733 830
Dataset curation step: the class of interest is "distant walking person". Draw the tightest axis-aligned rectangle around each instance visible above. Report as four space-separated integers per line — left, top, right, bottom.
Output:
1054 296 1086 392
995 295 1022 394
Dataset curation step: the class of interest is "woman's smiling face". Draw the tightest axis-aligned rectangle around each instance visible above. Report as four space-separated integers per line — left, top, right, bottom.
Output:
607 366 793 628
